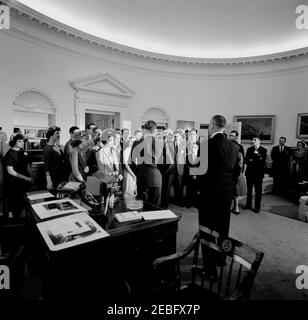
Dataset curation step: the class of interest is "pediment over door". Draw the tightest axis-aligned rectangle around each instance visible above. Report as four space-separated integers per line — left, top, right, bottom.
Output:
70 73 134 97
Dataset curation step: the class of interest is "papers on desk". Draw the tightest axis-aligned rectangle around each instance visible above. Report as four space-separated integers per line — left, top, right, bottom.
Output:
114 210 177 222
115 211 143 223
31 198 87 220
59 182 81 191
142 210 177 220
27 191 54 201
37 212 109 251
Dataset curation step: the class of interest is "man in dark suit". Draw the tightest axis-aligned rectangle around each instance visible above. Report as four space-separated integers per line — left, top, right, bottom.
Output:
244 134 267 213
130 131 144 176
135 120 172 206
271 137 290 194
199 115 240 238
185 143 200 208
229 130 244 159
160 132 175 208
168 130 186 207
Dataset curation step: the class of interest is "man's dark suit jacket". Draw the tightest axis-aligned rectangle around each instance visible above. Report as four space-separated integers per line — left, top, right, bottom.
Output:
271 145 290 177
136 135 165 188
198 133 240 237
232 141 245 158
130 138 143 175
245 145 267 178
168 141 186 176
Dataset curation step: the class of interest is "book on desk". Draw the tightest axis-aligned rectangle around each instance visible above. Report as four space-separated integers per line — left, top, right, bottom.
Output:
115 210 177 223
115 211 143 222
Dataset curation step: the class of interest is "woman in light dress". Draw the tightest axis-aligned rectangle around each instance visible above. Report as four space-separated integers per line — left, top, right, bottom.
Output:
95 134 119 183
122 137 137 196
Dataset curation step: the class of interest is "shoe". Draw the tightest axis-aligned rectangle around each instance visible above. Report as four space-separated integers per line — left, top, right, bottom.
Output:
233 210 240 215
253 208 260 213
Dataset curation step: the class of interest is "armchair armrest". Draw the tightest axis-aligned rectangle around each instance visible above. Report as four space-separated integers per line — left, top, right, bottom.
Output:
153 232 199 269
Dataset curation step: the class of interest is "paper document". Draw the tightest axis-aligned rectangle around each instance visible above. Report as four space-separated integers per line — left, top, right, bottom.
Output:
142 210 177 220
27 191 54 201
61 182 81 191
37 212 110 251
32 198 87 220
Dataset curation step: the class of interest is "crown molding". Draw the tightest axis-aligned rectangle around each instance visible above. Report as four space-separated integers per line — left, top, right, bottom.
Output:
5 0 308 68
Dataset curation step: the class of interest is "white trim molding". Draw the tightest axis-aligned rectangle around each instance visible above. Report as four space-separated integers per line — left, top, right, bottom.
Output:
70 73 134 129
13 88 57 114
70 73 134 97
5 0 308 68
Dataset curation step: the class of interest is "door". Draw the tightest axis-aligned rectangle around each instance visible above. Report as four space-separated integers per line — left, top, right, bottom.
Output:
85 113 115 129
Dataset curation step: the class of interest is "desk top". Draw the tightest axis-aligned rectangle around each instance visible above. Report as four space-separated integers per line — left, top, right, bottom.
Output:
27 190 181 254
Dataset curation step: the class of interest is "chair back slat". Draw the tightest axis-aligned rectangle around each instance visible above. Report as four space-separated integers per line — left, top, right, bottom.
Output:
233 254 252 269
225 257 234 297
235 263 243 289
176 261 181 293
217 262 224 295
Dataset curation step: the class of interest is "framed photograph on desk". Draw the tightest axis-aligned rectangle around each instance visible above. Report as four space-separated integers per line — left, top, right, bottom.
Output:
296 113 308 139
233 115 275 144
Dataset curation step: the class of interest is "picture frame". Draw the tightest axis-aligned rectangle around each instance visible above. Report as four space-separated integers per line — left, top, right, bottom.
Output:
176 120 195 131
233 115 275 144
296 113 308 139
199 124 209 140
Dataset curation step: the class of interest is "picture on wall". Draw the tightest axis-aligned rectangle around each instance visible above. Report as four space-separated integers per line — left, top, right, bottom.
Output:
296 113 308 139
199 124 209 139
177 120 195 131
233 115 275 144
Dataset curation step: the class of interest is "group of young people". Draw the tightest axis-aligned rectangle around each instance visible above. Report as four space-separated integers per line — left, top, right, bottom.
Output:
0 122 203 217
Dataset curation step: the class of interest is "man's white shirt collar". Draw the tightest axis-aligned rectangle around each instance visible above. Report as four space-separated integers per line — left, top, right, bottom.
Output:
211 131 224 138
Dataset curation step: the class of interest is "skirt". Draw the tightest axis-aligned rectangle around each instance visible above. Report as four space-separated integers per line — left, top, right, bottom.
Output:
235 173 247 197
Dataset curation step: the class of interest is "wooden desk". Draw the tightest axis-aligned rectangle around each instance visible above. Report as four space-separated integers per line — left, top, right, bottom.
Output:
27 193 181 302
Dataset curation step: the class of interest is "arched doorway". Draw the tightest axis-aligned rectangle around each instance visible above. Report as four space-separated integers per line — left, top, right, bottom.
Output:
141 107 169 131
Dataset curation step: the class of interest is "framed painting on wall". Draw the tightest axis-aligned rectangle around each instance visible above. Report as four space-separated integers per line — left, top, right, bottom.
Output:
177 120 195 131
199 124 209 140
233 115 275 144
296 113 308 139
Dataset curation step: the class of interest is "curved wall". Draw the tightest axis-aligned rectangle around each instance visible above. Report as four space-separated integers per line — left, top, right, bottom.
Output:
1 4 308 148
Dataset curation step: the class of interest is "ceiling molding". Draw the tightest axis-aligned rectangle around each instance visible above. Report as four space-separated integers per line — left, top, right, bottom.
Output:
5 1 308 68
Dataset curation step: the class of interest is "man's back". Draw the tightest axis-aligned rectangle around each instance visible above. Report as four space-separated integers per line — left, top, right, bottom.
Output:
199 133 240 236
204 133 240 185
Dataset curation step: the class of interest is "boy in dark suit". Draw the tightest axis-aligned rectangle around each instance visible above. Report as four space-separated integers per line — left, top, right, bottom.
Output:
244 134 267 213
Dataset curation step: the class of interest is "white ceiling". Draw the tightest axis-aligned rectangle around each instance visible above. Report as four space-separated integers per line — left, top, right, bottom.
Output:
15 0 308 59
